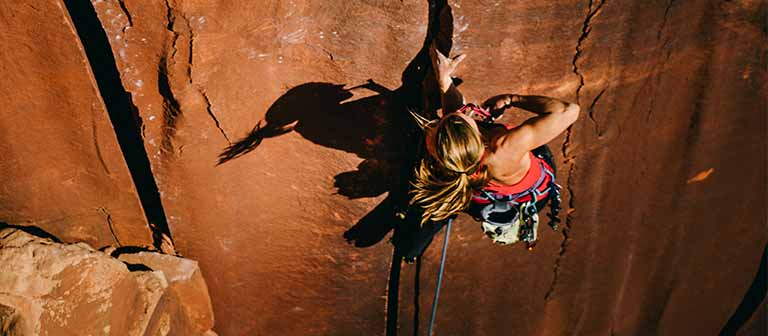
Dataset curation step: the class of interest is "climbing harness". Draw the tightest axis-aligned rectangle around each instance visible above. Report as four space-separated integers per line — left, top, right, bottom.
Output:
460 103 563 249
470 155 561 249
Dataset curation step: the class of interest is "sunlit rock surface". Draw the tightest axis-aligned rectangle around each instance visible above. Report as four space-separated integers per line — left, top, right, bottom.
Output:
0 227 215 335
0 0 764 335
0 0 153 248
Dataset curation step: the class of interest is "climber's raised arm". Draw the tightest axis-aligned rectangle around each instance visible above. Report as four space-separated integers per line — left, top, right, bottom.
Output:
430 43 466 116
490 94 580 159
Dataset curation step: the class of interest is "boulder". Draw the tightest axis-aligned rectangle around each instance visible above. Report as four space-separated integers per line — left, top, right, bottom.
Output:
0 227 215 335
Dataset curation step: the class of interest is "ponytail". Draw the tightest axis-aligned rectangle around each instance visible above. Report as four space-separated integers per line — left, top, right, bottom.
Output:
410 114 488 224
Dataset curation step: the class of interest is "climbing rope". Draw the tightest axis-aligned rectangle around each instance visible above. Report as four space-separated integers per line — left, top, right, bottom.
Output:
428 218 452 336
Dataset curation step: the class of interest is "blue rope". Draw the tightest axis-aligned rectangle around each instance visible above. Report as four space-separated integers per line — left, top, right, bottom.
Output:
428 218 452 335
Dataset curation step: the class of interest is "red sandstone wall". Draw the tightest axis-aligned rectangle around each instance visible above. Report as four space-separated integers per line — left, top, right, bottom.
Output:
2 0 765 335
0 1 152 247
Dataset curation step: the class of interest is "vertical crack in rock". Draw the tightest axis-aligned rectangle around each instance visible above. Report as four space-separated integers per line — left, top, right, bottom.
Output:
572 0 606 103
164 0 179 64
201 91 231 144
62 0 173 250
588 88 606 135
181 13 195 81
158 59 182 156
184 16 232 145
163 1 231 145
160 0 183 156
646 0 676 121
658 0 676 40
91 110 112 176
116 0 133 31
99 207 122 246
547 0 607 301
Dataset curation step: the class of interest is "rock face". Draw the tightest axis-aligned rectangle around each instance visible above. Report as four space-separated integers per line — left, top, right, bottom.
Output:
0 1 153 248
0 0 765 335
0 227 215 335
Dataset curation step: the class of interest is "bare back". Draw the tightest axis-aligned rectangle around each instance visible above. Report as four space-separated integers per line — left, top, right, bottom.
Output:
476 96 581 186
480 125 532 186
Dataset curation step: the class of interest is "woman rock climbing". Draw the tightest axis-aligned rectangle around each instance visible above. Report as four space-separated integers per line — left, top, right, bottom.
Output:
403 43 580 254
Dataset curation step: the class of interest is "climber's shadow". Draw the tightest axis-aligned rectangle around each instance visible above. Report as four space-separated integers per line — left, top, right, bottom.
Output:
219 0 455 252
218 80 418 247
219 1 453 333
219 79 407 199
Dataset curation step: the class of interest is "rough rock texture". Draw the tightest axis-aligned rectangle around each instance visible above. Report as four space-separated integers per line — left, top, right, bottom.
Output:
0 0 764 335
0 227 216 335
117 252 215 333
90 0 765 335
0 1 152 248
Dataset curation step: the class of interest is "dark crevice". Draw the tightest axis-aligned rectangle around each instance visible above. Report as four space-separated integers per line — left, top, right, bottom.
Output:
110 245 154 258
545 161 576 300
116 0 133 31
124 262 153 272
98 207 122 247
645 92 658 121
572 0 606 103
202 92 232 144
183 16 194 81
413 256 422 336
720 245 767 335
91 112 111 175
158 60 182 155
164 0 180 62
386 249 402 336
62 0 173 250
159 2 184 155
0 223 62 244
561 128 574 159
658 0 675 40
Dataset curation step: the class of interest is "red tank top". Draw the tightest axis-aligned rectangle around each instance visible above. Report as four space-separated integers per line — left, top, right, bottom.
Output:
472 152 555 204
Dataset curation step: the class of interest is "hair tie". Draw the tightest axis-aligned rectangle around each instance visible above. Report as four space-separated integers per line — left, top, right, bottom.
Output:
454 169 470 175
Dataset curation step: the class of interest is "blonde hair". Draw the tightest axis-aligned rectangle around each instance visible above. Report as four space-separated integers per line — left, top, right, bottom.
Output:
410 112 489 223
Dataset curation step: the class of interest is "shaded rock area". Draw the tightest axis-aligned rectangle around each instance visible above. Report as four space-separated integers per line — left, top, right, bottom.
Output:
0 227 216 335
0 0 764 335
